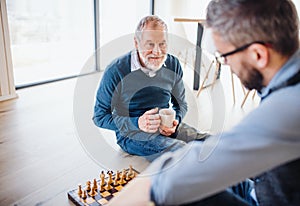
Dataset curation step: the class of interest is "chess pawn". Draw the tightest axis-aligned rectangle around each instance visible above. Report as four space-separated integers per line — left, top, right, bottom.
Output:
82 190 87 199
113 175 119 186
105 182 112 190
115 170 120 180
125 172 131 181
118 170 126 185
99 182 105 192
86 181 91 192
128 165 133 176
89 187 97 197
77 184 82 197
92 178 97 190
131 171 137 178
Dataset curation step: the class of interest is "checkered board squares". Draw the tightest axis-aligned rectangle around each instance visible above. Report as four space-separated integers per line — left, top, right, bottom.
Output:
68 189 116 206
67 167 138 206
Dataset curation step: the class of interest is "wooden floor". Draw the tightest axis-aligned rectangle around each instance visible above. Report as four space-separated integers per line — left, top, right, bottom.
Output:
0 69 259 206
0 78 105 206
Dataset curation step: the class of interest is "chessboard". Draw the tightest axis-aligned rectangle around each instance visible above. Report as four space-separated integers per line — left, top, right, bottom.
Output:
67 166 139 206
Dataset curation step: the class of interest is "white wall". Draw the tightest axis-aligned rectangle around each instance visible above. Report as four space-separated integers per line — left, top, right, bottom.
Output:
155 0 210 40
155 0 300 54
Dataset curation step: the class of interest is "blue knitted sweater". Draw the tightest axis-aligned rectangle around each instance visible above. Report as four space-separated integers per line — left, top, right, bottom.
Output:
93 51 187 138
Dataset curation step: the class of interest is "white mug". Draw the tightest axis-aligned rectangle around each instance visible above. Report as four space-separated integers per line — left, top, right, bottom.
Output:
159 108 176 127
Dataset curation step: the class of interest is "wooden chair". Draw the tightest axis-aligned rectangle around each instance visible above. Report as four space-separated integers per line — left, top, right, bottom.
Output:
196 59 221 97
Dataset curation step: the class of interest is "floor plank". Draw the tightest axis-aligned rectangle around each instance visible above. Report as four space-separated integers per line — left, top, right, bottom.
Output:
0 79 103 206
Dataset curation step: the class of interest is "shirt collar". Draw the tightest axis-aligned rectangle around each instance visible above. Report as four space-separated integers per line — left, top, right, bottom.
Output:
259 49 300 99
130 50 166 77
131 50 141 72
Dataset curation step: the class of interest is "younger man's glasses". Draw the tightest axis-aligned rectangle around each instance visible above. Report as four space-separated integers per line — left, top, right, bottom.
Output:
215 41 269 65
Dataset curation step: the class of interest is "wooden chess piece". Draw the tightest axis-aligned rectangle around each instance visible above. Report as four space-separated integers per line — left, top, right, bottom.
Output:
100 171 105 186
118 169 126 185
92 178 97 190
82 190 87 199
86 181 91 192
99 182 105 192
105 183 112 190
113 175 119 186
125 172 131 181
107 171 113 185
77 184 82 197
128 165 133 176
132 171 137 178
89 187 97 197
115 170 120 180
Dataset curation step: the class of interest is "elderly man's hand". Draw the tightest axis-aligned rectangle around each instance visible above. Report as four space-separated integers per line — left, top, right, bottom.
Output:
138 108 161 133
159 119 178 136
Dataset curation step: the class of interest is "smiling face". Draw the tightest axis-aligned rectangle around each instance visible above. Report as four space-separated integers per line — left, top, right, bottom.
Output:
134 23 168 72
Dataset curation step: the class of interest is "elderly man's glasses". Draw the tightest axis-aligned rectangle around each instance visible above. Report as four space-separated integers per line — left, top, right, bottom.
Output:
215 41 269 65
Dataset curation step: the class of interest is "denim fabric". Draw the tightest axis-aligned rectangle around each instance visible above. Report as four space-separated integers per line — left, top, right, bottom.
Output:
154 180 256 206
179 190 251 206
229 179 258 206
116 123 209 161
117 132 186 161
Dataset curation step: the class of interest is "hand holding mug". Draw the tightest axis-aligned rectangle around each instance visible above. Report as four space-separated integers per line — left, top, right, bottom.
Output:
159 108 177 136
138 108 160 133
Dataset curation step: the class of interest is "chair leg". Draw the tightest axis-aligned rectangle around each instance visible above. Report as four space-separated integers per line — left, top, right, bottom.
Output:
196 60 214 97
240 80 246 95
184 49 188 69
231 70 236 104
241 90 251 108
252 90 256 100
211 62 220 90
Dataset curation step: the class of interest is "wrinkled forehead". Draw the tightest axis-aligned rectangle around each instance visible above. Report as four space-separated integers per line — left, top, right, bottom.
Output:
138 29 168 42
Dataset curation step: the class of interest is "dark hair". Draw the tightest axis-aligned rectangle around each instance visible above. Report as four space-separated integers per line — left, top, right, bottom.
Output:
206 0 299 56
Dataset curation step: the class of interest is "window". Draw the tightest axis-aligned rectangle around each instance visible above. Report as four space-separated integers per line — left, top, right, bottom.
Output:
99 0 150 47
6 0 95 87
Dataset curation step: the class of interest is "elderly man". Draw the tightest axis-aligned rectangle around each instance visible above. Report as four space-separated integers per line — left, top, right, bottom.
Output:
93 15 208 161
107 0 300 205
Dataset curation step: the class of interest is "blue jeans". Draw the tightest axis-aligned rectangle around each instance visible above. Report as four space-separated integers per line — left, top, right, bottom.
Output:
116 123 209 161
229 179 258 205
179 180 258 206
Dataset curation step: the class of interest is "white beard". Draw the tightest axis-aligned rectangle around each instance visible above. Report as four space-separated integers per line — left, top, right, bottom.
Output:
138 52 167 72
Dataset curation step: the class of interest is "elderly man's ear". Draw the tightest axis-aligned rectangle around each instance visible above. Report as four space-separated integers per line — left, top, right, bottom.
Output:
134 37 139 50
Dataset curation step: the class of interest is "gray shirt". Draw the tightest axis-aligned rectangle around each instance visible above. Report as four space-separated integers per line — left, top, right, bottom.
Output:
147 49 300 205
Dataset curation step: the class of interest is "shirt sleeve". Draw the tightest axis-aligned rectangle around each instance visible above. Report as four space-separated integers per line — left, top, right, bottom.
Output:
147 87 300 205
92 65 140 134
170 57 187 123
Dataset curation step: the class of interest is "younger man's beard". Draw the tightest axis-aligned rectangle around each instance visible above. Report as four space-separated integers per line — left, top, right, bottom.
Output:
241 63 264 92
